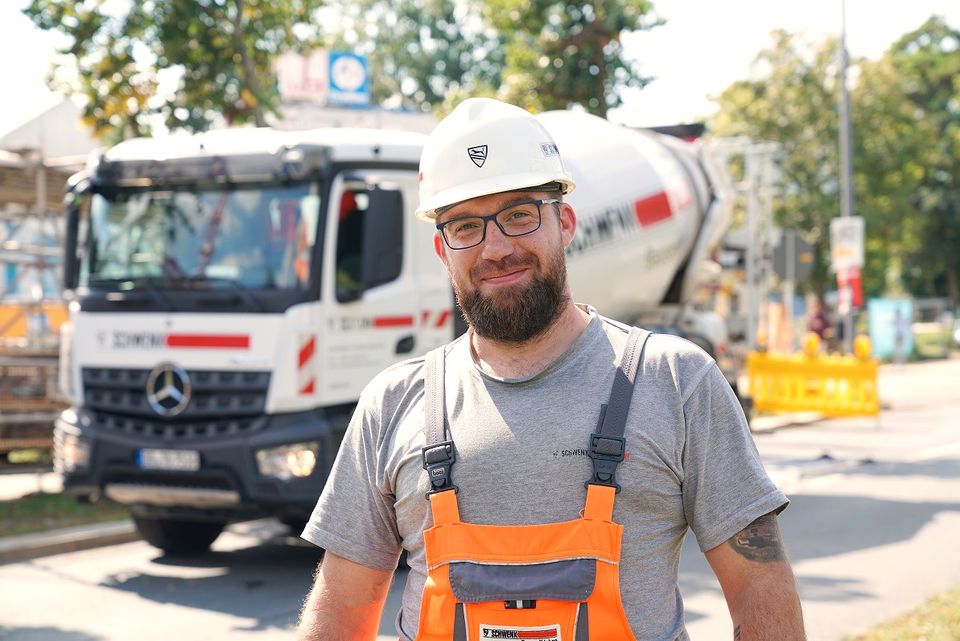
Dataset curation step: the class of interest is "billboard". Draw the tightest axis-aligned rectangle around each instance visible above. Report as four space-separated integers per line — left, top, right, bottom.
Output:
867 298 913 361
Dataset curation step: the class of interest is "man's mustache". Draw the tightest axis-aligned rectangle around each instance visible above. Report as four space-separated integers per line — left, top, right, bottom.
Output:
470 253 538 281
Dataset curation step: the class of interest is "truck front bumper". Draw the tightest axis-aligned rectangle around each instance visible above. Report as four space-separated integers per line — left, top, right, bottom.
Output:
54 406 350 520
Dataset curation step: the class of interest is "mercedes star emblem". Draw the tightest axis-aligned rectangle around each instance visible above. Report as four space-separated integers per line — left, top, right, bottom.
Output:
146 363 192 417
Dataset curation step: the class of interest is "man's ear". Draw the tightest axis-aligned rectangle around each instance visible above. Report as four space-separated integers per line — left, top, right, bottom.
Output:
559 202 577 248
433 231 448 266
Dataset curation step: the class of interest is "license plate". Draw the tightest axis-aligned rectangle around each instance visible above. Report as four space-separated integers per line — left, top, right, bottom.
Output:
136 448 201 472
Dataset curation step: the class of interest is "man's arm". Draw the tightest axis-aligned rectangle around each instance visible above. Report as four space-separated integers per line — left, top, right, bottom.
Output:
705 511 806 640
296 551 394 641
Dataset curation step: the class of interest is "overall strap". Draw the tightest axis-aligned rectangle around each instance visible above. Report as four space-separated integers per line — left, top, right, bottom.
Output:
422 345 459 500
586 327 650 493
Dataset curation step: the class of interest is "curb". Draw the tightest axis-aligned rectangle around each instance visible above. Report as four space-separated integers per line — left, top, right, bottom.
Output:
765 455 868 489
750 412 824 434
0 519 139 565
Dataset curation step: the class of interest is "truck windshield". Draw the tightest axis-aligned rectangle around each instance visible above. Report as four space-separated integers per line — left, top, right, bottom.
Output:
81 183 320 291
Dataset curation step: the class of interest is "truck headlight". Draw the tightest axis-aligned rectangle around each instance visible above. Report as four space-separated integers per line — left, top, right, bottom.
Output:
255 442 319 480
54 427 92 473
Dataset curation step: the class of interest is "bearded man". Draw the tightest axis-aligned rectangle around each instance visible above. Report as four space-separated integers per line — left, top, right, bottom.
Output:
296 98 806 641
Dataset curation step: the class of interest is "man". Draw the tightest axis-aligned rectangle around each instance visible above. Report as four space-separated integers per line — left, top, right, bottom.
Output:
297 98 805 640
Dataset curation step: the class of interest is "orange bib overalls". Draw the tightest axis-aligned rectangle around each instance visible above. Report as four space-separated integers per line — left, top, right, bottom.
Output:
413 328 649 641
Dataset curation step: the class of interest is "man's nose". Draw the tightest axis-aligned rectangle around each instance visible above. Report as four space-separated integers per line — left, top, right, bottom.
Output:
479 219 514 260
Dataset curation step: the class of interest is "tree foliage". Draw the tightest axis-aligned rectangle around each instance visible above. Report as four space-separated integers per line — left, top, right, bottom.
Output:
886 17 960 302
23 0 323 142
483 0 658 117
711 18 960 305
711 31 841 298
323 0 503 113
323 0 659 117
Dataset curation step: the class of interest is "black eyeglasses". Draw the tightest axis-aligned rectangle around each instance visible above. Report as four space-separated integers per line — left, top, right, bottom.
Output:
436 199 560 250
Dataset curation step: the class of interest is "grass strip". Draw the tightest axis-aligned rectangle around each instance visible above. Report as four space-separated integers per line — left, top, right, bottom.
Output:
0 492 127 538
846 585 960 640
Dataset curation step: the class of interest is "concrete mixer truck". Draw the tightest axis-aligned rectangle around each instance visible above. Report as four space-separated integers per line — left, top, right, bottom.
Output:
53 111 736 553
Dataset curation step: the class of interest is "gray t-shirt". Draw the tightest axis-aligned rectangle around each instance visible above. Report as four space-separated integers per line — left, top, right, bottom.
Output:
303 307 787 640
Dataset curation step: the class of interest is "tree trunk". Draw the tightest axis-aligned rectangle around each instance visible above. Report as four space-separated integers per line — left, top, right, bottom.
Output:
231 0 266 127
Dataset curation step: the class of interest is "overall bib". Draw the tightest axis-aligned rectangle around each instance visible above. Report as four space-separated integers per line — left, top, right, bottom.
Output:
413 328 650 641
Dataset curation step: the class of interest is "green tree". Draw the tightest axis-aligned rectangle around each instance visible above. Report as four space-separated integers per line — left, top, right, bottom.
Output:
849 54 930 298
711 31 842 299
886 17 960 303
324 0 659 117
482 0 658 117
323 0 503 112
23 0 323 141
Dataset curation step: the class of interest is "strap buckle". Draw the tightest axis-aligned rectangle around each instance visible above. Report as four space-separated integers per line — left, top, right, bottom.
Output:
421 440 458 497
586 433 625 493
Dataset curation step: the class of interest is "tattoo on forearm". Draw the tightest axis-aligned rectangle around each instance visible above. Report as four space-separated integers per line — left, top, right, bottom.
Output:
728 512 785 562
734 624 742 640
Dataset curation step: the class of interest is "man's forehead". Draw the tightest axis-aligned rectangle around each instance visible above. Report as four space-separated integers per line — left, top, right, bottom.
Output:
437 190 548 223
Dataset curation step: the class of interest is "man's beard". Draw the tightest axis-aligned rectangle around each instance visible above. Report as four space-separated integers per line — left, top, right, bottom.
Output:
452 246 569 344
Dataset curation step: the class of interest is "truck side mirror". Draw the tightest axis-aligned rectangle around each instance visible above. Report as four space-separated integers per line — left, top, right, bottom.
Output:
63 194 82 291
361 187 404 290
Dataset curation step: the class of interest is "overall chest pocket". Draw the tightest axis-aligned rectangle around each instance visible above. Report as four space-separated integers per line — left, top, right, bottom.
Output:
448 559 596 641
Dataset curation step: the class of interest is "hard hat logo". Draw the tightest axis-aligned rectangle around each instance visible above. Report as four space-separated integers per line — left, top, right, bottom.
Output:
468 145 488 168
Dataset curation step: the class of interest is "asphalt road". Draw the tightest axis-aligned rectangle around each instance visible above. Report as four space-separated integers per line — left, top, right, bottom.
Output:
0 357 958 641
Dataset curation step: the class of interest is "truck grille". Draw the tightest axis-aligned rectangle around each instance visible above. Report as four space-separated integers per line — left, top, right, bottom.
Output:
82 367 270 442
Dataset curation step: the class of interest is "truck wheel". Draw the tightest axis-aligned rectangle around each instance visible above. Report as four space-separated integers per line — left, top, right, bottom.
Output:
133 516 226 554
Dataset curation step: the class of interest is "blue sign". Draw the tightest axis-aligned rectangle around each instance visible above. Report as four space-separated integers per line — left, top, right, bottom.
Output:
867 298 913 360
327 51 370 107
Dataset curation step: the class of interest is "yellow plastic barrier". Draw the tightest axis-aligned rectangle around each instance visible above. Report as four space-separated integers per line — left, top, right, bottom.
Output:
747 333 879 417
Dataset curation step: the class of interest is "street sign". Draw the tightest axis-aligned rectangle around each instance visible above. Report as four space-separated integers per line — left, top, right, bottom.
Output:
830 216 864 271
327 51 370 107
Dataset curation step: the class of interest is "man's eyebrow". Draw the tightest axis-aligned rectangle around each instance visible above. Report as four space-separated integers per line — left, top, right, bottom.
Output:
441 196 540 222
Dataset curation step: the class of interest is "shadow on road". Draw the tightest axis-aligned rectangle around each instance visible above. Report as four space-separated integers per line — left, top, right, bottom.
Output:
0 627 103 641
850 458 960 480
781 493 960 563
99 535 322 633
676 460 960 604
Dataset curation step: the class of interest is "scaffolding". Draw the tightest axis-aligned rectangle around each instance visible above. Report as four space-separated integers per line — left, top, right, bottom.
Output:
0 148 79 456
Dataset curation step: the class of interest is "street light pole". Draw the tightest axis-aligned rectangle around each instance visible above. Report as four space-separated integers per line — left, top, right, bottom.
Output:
838 0 855 353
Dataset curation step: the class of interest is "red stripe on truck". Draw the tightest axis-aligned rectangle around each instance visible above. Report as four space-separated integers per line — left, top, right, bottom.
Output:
166 334 250 349
373 316 415 328
298 337 315 368
633 191 672 227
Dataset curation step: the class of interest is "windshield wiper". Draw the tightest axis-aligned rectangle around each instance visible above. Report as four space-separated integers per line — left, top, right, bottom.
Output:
172 275 266 312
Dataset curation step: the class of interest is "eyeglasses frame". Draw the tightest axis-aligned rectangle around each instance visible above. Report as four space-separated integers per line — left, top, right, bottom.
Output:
435 198 562 250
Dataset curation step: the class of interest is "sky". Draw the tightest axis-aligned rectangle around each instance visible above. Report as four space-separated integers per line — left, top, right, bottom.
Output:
1 0 959 136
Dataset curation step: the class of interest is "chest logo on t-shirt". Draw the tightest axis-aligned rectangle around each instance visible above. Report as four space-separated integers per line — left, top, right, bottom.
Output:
552 448 631 460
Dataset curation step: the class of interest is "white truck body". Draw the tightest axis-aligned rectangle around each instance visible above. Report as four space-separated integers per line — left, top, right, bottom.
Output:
55 113 734 552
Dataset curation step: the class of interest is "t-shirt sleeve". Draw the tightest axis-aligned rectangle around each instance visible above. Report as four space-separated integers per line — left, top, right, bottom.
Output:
301 383 403 572
681 360 788 553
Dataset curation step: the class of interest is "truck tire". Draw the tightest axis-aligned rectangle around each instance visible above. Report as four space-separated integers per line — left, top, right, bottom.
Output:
133 516 226 554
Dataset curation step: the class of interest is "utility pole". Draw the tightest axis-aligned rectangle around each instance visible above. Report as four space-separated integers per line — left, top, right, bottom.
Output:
837 0 855 353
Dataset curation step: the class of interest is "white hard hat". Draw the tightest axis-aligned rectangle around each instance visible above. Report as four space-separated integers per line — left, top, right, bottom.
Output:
416 98 576 221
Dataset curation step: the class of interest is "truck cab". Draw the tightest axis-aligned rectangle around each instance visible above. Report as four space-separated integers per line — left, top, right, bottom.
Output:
55 128 455 552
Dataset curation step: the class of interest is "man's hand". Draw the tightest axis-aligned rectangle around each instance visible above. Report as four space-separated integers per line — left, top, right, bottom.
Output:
705 511 806 640
296 551 395 641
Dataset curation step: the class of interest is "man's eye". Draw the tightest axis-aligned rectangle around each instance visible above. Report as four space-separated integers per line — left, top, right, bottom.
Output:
450 220 481 234
504 209 533 222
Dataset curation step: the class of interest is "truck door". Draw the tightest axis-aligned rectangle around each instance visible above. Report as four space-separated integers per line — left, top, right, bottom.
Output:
320 170 425 404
